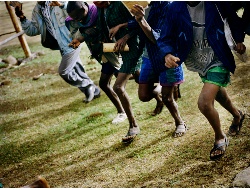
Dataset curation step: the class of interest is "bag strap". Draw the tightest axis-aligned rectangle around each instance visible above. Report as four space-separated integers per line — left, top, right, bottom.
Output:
215 4 225 23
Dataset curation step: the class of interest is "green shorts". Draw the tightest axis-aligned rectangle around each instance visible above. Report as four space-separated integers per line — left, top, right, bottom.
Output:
119 57 142 74
200 66 230 87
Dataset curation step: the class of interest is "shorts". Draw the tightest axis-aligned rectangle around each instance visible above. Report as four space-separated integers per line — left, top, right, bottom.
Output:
159 64 184 87
139 57 184 86
101 61 119 75
139 57 159 84
200 66 230 87
119 57 142 74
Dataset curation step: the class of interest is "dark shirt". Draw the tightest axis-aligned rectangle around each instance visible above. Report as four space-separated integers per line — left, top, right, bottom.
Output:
99 1 141 61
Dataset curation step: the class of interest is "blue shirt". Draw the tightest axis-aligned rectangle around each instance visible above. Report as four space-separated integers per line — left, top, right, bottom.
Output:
21 2 75 56
157 1 245 74
128 1 171 74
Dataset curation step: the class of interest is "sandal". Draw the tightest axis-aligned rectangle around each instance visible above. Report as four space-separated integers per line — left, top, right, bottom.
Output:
210 136 229 161
122 127 140 144
173 123 187 138
228 110 245 136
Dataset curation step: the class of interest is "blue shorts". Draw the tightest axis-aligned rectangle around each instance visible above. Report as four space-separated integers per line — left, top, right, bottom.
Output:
139 57 159 84
139 57 184 86
101 61 119 75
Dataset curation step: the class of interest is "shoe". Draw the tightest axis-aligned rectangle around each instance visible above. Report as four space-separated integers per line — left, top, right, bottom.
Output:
112 113 127 124
210 136 229 161
94 86 101 99
84 84 95 103
122 127 140 144
173 122 187 138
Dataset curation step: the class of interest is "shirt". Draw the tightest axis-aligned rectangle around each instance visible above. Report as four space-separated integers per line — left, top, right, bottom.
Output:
102 1 141 61
185 1 223 76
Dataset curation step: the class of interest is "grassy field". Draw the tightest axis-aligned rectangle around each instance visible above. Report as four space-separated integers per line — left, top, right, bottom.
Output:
0 40 250 188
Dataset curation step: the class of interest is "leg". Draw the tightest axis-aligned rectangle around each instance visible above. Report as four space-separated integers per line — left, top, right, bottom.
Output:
139 83 163 116
99 72 127 124
198 83 228 159
198 83 225 143
138 57 163 116
162 86 186 137
160 65 186 137
113 72 139 141
100 62 127 124
99 72 124 114
58 47 100 102
216 87 244 135
173 84 181 101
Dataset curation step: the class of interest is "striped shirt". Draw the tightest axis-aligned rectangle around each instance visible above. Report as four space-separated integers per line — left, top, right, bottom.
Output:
40 1 56 39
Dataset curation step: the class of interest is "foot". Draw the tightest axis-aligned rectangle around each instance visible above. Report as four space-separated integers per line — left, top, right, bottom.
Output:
228 110 245 136
112 113 127 124
173 123 187 138
151 101 164 116
210 136 229 161
84 84 95 103
122 127 140 144
94 85 101 99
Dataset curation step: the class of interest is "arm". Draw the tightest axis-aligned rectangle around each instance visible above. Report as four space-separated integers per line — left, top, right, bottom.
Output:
157 6 180 68
218 2 246 54
15 4 42 36
109 22 128 40
68 36 84 49
49 1 67 9
109 22 131 52
130 4 156 44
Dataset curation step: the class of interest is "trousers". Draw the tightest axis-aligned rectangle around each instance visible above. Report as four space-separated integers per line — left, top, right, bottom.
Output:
58 45 94 92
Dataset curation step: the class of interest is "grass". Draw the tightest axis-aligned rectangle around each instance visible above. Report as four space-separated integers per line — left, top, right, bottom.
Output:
0 39 250 188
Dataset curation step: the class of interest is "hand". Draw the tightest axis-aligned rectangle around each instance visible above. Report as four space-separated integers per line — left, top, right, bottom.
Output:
130 4 145 22
15 6 24 18
68 39 81 49
49 1 63 7
235 43 246 55
113 35 129 52
164 54 180 68
109 25 120 40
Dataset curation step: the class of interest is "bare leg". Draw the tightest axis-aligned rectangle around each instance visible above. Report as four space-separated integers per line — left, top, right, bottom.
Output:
99 72 124 114
198 83 228 159
113 72 139 142
198 83 225 143
162 86 186 137
138 83 163 116
215 87 241 126
113 72 137 127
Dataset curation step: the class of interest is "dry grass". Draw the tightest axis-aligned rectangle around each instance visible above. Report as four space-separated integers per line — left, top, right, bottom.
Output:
0 39 250 188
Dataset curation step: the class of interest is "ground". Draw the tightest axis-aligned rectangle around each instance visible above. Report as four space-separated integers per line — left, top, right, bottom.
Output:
0 1 250 188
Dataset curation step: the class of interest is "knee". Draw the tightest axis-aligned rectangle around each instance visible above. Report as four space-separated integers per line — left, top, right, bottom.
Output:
139 94 151 102
162 94 174 107
58 66 67 78
113 84 124 95
198 99 210 113
99 80 109 91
